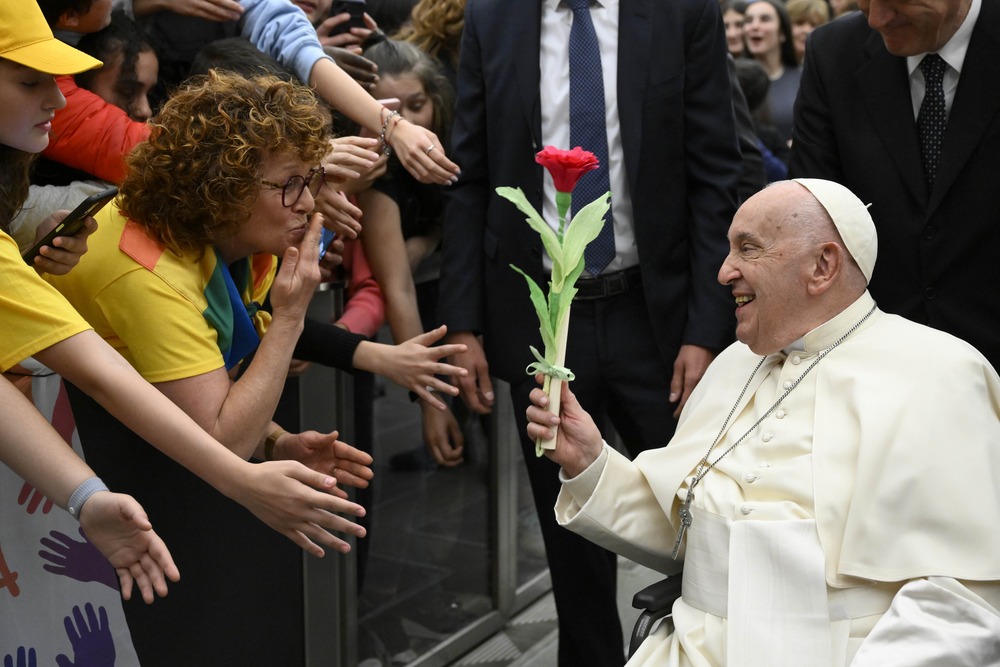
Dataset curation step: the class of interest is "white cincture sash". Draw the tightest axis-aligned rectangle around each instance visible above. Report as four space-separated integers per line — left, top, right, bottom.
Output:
681 507 894 667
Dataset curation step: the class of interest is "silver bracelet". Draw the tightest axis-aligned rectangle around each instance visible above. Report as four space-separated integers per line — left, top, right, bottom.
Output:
67 476 109 520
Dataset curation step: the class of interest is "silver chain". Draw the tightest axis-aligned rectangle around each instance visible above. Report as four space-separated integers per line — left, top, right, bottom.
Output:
687 303 877 498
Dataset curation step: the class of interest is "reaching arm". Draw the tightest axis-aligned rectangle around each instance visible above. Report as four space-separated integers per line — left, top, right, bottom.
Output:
358 187 464 465
0 375 178 603
34 328 367 557
233 0 459 185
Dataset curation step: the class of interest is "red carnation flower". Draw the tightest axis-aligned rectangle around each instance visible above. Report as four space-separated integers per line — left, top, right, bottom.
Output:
535 146 599 194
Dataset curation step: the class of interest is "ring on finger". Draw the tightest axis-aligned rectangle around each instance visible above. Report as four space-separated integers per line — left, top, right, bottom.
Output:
425 144 436 155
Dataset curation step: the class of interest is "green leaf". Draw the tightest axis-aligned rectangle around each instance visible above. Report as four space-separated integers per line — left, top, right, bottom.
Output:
559 260 586 305
547 258 585 336
559 192 611 285
510 264 556 351
496 187 564 267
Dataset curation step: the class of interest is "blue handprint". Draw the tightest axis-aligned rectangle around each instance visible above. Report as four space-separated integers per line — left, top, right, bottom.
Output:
55 603 115 667
38 529 117 591
3 647 36 667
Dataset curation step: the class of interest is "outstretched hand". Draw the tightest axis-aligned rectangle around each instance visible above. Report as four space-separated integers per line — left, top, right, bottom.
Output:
78 492 180 604
360 325 469 410
274 430 374 490
232 460 367 558
323 46 379 90
525 379 603 478
421 403 464 467
446 331 494 414
314 190 364 240
387 119 460 186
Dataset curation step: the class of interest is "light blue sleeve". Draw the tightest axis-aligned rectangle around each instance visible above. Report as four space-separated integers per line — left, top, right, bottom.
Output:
238 0 333 84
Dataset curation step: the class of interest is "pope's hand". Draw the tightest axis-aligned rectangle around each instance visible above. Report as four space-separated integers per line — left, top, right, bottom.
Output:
526 379 603 478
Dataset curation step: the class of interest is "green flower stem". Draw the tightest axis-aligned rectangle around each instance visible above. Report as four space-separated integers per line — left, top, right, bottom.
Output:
536 308 573 456
555 191 572 240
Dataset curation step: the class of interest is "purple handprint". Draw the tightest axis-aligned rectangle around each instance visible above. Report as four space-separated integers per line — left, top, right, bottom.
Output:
3 647 36 667
39 529 117 591
17 482 53 515
55 603 116 667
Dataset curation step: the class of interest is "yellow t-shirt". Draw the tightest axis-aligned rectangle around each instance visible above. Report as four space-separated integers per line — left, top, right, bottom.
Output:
46 207 275 383
0 230 91 372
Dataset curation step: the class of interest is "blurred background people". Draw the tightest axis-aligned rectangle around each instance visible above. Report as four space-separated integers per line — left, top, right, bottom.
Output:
743 0 800 146
786 0 830 65
721 0 749 59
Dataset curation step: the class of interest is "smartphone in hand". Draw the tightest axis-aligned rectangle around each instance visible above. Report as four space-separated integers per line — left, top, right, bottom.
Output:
22 186 118 264
319 228 337 262
327 0 366 35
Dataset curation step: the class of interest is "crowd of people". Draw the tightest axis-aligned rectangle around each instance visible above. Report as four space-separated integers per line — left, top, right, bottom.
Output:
2 0 998 664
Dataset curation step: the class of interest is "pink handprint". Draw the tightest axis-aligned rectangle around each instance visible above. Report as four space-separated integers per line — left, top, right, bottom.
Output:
17 482 53 515
0 543 20 597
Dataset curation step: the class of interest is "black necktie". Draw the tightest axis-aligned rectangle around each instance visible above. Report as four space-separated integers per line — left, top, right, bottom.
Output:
566 0 615 275
917 53 947 187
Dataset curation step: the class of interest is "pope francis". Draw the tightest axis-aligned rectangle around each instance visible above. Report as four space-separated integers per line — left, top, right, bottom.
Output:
526 178 1000 666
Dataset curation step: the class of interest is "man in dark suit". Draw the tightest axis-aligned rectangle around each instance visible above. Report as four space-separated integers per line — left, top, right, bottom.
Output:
789 0 1000 369
438 0 742 663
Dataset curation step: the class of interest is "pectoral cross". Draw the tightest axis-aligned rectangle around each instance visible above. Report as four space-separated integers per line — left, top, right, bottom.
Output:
671 485 695 560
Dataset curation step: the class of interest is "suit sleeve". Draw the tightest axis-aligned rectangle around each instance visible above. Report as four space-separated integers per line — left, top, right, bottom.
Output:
677 0 743 350
438 0 489 335
787 30 843 181
728 55 767 203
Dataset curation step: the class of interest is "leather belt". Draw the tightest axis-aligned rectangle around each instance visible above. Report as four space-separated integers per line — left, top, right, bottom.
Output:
572 266 642 301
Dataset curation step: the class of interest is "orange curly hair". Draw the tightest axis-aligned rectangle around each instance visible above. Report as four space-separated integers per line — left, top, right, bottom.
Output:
393 0 465 68
119 70 332 255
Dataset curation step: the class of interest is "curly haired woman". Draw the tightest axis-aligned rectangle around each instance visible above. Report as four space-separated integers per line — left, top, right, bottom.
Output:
47 70 374 662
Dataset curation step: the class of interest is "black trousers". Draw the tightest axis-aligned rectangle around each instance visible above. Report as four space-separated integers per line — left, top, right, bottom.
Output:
508 285 679 667
66 383 305 665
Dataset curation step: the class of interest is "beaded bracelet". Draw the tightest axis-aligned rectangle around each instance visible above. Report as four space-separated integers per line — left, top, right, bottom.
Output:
380 109 401 157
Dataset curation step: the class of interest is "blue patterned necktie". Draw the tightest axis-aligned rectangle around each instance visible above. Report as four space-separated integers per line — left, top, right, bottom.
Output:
567 0 615 275
917 53 947 188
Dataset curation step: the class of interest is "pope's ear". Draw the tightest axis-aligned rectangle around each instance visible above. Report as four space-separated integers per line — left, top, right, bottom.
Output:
807 241 844 295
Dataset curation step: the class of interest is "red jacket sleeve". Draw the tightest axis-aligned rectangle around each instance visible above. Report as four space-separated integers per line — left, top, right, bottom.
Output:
336 236 385 338
44 76 151 184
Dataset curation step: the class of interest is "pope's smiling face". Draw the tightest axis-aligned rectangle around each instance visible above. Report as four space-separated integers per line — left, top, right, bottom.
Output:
717 184 820 355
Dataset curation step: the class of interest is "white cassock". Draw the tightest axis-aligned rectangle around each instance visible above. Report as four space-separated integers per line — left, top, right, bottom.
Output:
555 293 1000 666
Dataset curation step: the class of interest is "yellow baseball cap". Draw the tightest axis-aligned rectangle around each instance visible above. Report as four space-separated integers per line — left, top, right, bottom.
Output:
0 0 102 75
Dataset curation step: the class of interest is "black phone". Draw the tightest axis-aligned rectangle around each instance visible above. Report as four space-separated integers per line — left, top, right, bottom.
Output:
22 186 118 264
327 0 366 35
